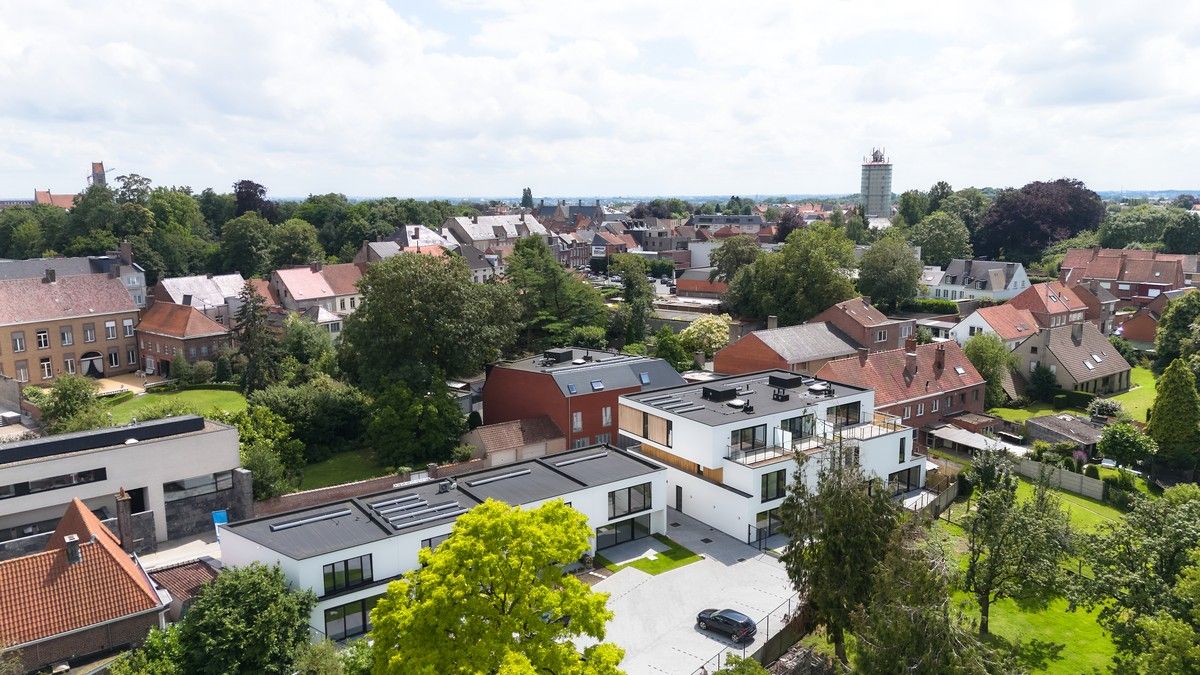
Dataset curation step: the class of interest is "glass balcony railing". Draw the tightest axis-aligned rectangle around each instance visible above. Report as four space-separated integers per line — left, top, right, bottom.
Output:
724 413 907 467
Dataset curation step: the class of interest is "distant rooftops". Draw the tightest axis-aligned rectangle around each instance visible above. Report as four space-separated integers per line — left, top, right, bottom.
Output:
497 347 685 396
623 369 867 426
223 444 663 559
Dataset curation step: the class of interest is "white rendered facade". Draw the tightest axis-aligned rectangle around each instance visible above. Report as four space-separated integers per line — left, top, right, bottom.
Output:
618 371 924 544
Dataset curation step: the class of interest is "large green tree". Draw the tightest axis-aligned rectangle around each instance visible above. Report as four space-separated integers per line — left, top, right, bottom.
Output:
1163 210 1200 254
506 236 606 349
271 217 325 268
338 253 520 392
708 234 761 282
939 188 992 238
213 405 305 500
962 449 1072 635
895 190 930 227
250 375 369 461
853 522 1005 675
726 223 857 325
1098 422 1158 469
41 373 105 433
1147 359 1200 468
234 281 283 393
609 254 654 345
176 563 315 675
857 230 922 312
1099 204 1196 249
1073 485 1200 668
370 500 624 674
220 212 275 276
367 379 465 469
651 326 692 371
963 334 1015 408
1154 291 1200 372
908 212 973 267
780 442 899 664
678 313 732 358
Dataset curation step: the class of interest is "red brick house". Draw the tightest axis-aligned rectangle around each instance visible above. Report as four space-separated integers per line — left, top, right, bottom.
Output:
1007 282 1088 328
482 348 685 449
1070 279 1119 334
676 268 728 299
815 338 986 448
713 320 857 375
1115 287 1199 349
1059 248 1186 305
809 297 916 352
136 302 232 377
1 499 166 673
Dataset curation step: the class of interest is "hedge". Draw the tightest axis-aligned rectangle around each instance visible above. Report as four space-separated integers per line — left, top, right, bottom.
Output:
901 298 959 315
1057 388 1096 409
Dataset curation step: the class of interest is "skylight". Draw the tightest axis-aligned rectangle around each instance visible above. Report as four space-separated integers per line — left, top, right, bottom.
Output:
591 380 605 391
1092 353 1104 362
639 372 650 385
567 383 577 394
954 366 966 375
1084 360 1095 370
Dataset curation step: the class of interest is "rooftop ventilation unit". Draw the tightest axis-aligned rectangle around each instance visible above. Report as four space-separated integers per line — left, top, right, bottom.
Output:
727 398 747 409
701 385 739 402
437 479 457 493
270 508 352 532
543 348 574 363
772 387 790 402
768 373 806 389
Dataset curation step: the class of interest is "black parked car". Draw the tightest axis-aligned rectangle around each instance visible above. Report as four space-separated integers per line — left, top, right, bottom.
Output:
696 608 757 643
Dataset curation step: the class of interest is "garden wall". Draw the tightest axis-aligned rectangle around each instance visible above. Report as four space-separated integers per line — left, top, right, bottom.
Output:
1015 458 1105 500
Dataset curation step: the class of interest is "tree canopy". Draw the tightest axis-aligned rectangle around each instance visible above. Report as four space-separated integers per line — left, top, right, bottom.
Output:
678 313 732 358
339 253 520 391
973 179 1104 264
963 334 1015 408
1146 359 1200 469
506 236 607 350
908 211 973 267
857 230 922 312
370 500 624 674
708 235 761 282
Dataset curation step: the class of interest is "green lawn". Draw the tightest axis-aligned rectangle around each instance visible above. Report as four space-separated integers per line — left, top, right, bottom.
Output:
1109 366 1155 422
299 448 388 490
987 402 1058 424
593 534 702 575
1014 479 1122 532
106 387 247 423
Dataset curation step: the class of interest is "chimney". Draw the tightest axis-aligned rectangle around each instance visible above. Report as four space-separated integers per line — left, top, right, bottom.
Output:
472 215 478 224
934 344 946 371
310 261 322 273
767 315 778 329
115 488 134 553
905 337 918 376
64 534 82 564
595 199 600 206
858 347 869 364
693 351 706 369
1071 321 1084 342
182 293 193 306
119 240 133 265
1042 328 1052 347
861 296 871 307
412 227 419 240
520 214 526 222
43 268 55 283
578 199 583 206
540 199 545 207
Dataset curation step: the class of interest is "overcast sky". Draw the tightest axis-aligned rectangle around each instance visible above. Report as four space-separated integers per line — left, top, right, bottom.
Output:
2 1 1198 200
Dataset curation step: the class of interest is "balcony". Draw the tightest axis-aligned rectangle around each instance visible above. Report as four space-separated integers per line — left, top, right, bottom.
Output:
829 412 905 442
724 413 907 468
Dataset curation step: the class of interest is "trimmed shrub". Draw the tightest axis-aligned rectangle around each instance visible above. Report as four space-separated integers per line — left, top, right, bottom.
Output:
1058 389 1097 409
901 298 959 314
1087 398 1124 418
1084 464 1100 479
1104 486 1138 511
956 472 973 499
1053 393 1069 410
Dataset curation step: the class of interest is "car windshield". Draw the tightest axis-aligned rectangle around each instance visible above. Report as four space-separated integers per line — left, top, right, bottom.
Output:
720 610 751 624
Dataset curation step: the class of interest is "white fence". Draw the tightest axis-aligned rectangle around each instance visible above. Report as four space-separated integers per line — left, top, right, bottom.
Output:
1015 458 1105 501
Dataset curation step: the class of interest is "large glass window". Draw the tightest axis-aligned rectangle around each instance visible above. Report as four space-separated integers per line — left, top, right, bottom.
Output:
826 401 861 428
163 471 233 502
608 482 652 519
730 424 767 451
755 507 783 539
781 414 815 440
595 513 651 550
322 554 373 595
421 533 451 550
324 596 379 641
888 467 921 495
761 469 786 502
2 468 107 499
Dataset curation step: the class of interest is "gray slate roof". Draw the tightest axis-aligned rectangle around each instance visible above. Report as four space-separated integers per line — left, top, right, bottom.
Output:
447 215 548 243
158 273 245 307
942 259 1022 291
753 322 859 364
1026 413 1104 445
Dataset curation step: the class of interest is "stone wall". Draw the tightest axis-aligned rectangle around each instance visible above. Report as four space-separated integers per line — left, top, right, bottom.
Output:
0 510 156 561
164 468 253 539
14 609 161 674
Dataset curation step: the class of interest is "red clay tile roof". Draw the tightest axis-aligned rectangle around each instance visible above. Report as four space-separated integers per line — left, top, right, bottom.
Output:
404 245 446 257
974 304 1038 342
274 267 335 301
248 278 280 307
149 559 219 607
0 499 161 648
34 190 77 209
597 231 625 247
471 416 563 454
137 302 229 339
1010 282 1087 316
815 341 985 407
0 274 134 325
1060 247 1185 285
823 297 891 328
320 262 364 296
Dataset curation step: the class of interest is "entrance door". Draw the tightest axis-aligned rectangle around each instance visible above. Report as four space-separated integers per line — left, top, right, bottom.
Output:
81 352 104 378
675 485 683 512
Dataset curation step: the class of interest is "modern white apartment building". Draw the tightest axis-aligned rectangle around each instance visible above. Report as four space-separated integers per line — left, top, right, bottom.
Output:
618 370 924 545
219 445 666 641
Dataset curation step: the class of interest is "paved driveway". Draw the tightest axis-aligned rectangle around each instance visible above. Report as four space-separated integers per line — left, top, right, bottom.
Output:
593 510 798 675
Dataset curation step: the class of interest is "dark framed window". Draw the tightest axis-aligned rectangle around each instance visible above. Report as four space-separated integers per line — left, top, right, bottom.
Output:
898 437 907 463
324 595 379 641
162 471 233 502
2 468 107 500
761 469 786 502
608 482 652 519
826 401 861 428
322 554 374 595
781 414 815 439
730 424 767 451
595 513 651 550
421 533 450 550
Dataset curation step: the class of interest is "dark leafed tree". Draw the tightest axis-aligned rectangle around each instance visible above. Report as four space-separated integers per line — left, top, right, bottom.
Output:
927 180 954 213
775 208 805 242
973 179 1104 264
962 449 1072 636
609 253 654 344
234 281 283 394
1162 209 1200 254
1153 291 1200 372
521 187 534 209
219 212 275 277
505 236 606 349
708 234 761 282
779 440 899 664
857 230 922 312
338 253 520 392
233 179 278 221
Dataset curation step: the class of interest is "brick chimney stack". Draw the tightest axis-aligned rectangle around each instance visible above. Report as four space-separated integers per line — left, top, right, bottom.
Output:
934 344 946 371
904 336 918 376
115 488 134 553
858 347 869 364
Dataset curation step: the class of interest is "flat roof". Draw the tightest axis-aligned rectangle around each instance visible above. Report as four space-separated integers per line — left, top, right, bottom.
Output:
0 416 226 467
622 370 868 426
224 445 663 559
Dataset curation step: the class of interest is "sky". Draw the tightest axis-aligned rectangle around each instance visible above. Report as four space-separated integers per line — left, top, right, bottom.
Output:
1 1 1199 199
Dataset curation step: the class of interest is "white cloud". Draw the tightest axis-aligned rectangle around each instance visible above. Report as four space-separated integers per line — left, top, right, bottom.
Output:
0 0 1198 198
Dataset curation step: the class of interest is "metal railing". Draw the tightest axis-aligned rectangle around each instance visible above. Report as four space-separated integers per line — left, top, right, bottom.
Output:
690 592 805 675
